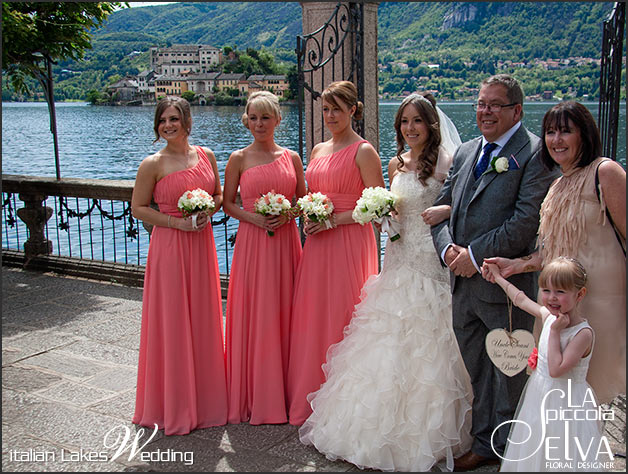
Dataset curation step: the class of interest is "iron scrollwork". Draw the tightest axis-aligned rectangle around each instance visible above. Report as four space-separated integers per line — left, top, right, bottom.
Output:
57 197 138 240
296 1 366 162
598 2 625 161
297 2 353 100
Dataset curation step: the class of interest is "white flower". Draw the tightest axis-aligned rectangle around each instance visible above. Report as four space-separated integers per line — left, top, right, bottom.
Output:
352 187 398 225
177 188 215 216
297 192 334 223
254 191 292 216
494 157 509 173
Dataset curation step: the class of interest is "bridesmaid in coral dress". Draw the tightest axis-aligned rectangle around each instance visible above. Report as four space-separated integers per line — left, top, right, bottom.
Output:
131 97 228 435
287 81 386 425
223 91 306 424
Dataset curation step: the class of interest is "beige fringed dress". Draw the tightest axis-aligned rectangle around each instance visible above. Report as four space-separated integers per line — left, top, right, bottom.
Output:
537 157 626 404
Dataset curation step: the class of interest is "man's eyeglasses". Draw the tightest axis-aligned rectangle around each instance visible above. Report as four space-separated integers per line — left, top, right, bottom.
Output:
472 102 518 113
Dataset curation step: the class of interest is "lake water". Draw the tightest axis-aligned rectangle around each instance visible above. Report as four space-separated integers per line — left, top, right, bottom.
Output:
2 101 625 272
3 101 625 180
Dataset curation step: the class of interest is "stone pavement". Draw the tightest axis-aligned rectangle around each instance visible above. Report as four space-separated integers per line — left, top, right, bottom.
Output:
2 266 626 472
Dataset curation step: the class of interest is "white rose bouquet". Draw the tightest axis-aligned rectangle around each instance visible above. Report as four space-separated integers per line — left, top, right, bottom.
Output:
296 192 335 229
177 188 215 229
254 190 293 236
352 186 401 241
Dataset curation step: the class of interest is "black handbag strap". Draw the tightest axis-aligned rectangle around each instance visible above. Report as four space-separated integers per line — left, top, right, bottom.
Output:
595 159 626 256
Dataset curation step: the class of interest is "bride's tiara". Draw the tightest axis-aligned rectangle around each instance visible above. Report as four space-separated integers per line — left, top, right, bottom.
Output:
404 93 434 109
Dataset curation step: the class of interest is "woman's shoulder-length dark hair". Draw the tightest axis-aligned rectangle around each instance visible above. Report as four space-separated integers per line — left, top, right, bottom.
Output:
540 101 602 170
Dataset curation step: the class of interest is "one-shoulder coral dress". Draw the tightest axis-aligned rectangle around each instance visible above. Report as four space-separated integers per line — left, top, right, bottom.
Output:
225 149 302 424
133 146 228 435
287 140 379 426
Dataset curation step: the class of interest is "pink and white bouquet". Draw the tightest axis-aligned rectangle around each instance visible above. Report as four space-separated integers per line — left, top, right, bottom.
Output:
352 186 401 241
297 192 335 229
177 188 215 229
254 190 292 236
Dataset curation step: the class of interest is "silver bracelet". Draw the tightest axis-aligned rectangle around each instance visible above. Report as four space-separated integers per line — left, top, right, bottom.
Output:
167 215 171 228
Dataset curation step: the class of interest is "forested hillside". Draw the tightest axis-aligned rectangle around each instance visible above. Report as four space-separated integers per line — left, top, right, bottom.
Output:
2 1 620 101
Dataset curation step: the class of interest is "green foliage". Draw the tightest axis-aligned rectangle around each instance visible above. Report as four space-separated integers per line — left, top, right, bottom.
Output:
3 2 623 103
2 2 126 95
376 2 622 100
181 91 196 102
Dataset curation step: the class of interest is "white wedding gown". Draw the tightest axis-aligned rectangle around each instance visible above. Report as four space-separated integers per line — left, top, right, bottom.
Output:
299 171 473 472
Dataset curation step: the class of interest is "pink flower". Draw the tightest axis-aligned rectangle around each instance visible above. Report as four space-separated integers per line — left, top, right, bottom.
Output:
527 347 538 370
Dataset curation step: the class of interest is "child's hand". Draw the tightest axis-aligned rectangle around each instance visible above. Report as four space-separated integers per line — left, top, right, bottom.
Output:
482 262 502 283
551 313 570 331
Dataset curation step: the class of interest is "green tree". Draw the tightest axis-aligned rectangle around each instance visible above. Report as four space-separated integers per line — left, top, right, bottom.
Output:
181 91 196 102
2 2 125 177
2 2 125 95
285 64 298 101
86 89 103 105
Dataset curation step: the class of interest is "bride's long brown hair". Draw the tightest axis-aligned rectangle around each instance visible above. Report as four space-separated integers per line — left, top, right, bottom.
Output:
393 93 441 185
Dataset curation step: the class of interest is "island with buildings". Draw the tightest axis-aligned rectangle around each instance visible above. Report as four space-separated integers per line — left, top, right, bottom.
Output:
104 44 290 106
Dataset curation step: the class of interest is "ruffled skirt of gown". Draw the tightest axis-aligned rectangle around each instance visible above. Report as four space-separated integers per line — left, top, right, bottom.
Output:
299 257 473 471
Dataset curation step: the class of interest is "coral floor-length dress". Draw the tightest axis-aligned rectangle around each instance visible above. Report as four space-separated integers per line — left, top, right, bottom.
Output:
226 149 302 424
287 140 379 426
133 146 228 435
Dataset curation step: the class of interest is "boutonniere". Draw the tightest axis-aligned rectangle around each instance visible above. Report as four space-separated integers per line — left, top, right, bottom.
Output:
486 154 520 175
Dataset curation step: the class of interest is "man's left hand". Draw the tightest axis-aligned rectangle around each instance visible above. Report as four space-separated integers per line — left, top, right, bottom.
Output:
449 246 478 278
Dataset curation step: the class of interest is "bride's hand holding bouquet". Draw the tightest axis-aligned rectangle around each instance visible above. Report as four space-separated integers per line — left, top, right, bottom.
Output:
297 192 335 236
253 190 293 236
352 186 401 241
177 188 216 232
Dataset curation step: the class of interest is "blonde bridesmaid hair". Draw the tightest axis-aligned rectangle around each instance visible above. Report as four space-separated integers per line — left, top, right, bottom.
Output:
242 91 281 128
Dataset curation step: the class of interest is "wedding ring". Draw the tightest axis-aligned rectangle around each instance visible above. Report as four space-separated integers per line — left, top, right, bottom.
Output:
192 214 198 230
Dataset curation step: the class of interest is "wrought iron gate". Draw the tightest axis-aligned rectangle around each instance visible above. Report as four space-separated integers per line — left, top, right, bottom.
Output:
296 2 364 163
598 2 625 161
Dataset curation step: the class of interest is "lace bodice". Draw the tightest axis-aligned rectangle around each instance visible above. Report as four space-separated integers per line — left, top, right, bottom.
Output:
382 171 448 283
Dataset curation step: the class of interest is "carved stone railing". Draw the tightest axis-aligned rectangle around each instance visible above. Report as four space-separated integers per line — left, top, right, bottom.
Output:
3 175 135 262
2 174 232 295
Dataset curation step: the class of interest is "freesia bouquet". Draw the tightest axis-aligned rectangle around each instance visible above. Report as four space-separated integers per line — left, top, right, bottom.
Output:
254 190 293 236
352 186 401 241
296 192 335 229
177 188 215 229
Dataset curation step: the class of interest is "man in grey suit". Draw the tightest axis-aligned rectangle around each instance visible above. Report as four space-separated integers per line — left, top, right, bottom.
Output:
431 74 558 471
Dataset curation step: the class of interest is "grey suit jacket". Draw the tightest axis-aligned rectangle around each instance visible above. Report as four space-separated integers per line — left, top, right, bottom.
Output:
431 124 559 306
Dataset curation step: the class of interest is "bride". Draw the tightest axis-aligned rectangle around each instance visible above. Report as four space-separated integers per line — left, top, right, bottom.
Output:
298 93 473 472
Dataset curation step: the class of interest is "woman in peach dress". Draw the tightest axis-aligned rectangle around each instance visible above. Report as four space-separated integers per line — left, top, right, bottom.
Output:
484 101 626 405
131 97 227 435
287 81 386 425
223 91 306 424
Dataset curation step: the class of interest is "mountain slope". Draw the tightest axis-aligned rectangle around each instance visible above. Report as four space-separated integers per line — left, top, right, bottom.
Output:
377 2 612 60
2 2 619 101
96 2 302 49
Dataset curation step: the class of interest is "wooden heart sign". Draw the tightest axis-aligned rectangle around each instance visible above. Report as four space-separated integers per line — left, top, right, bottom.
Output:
485 329 535 377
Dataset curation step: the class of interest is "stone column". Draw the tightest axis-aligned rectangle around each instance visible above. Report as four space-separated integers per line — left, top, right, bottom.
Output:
17 193 53 263
361 2 380 152
300 1 380 159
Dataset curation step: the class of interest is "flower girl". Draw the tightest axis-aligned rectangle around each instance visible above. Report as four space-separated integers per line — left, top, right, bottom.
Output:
484 257 612 472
